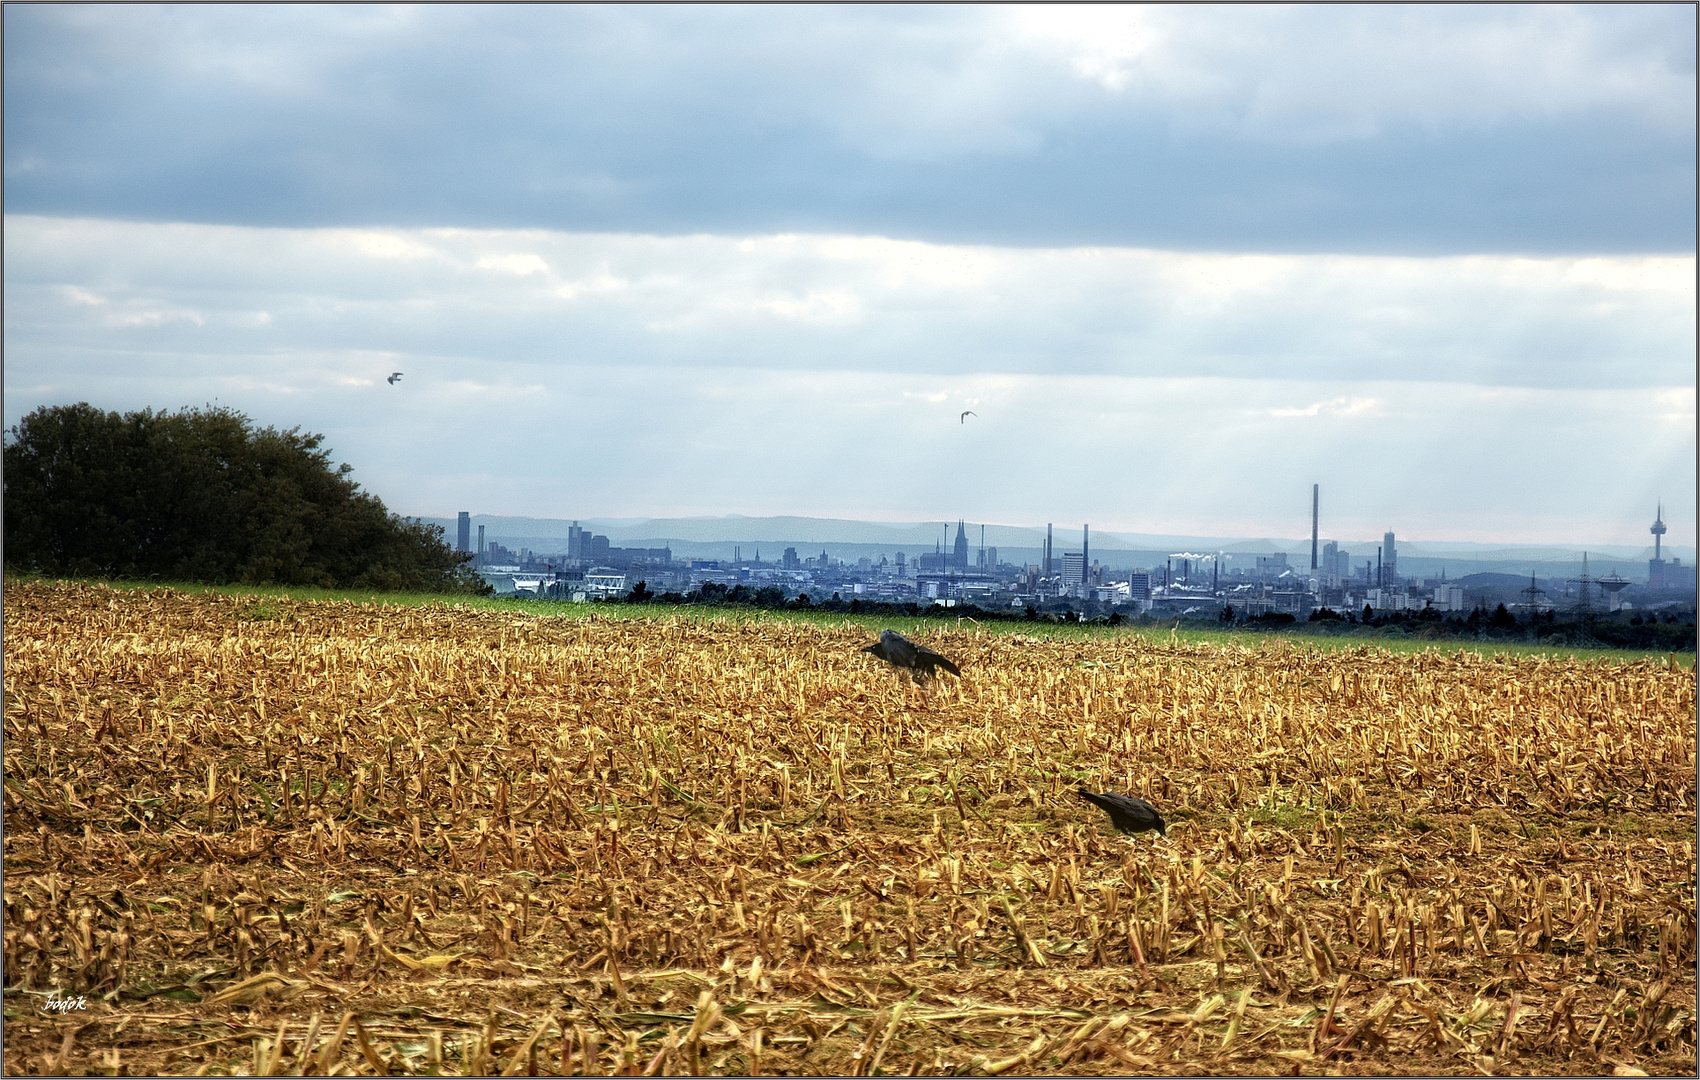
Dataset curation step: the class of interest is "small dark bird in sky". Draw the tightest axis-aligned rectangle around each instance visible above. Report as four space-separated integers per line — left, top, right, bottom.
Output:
1075 789 1166 836
387 372 404 385
960 410 976 424
863 629 962 684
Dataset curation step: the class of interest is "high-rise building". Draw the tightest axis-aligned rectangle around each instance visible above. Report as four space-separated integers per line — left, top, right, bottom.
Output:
1062 552 1085 584
568 522 584 560
783 547 799 570
986 547 997 569
895 551 906 575
1082 525 1089 583
1337 549 1351 578
1045 524 1053 576
477 525 486 562
1383 532 1397 582
456 512 471 553
1128 572 1150 601
1321 540 1351 580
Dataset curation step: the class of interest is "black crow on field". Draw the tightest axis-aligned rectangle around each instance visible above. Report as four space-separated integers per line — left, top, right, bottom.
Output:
1076 789 1165 836
862 629 961 684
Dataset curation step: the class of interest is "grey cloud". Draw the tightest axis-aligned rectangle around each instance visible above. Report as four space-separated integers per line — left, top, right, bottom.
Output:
5 5 1693 252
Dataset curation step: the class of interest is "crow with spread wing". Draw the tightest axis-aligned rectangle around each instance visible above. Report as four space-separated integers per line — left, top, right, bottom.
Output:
862 629 961 685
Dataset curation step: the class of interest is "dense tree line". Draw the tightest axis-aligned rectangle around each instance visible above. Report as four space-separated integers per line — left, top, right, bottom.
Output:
621 581 1087 623
617 582 1131 625
606 583 1694 648
4 403 487 593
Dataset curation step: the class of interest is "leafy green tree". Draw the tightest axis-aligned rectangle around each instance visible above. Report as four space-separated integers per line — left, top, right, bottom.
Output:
4 403 487 593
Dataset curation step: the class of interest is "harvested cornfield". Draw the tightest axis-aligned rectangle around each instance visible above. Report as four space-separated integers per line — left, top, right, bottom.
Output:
3 580 1695 1076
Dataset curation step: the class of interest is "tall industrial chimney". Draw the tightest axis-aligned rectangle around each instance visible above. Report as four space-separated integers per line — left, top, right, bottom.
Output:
1310 485 1319 571
1045 523 1053 575
477 525 486 563
1082 524 1089 585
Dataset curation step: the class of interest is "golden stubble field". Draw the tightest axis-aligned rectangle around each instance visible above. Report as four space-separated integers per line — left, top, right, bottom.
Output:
3 581 1695 1076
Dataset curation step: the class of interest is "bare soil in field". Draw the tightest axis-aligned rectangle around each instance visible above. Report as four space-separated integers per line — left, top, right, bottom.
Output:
4 581 1695 1076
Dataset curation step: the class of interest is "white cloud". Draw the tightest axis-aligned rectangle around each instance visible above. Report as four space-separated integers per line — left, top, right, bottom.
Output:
7 216 1692 388
1560 256 1696 293
555 271 629 300
476 252 550 276
109 308 204 328
7 217 1692 393
3 215 1691 547
1267 397 1380 419
337 231 441 261
729 290 863 324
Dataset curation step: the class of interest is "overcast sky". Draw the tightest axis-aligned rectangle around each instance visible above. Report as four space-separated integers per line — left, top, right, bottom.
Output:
5 5 1694 550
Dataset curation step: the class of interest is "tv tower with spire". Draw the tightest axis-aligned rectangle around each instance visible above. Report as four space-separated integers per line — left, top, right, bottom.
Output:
1648 502 1668 586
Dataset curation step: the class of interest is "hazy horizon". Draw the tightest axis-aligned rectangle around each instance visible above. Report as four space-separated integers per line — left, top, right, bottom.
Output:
423 511 1694 567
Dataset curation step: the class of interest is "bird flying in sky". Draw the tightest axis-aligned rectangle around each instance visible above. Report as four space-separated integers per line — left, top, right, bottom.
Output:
387 372 404 385
960 410 976 424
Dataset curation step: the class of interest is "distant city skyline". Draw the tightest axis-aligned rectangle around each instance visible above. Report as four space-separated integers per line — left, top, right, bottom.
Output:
422 510 1695 568
451 509 1693 614
5 7 1693 550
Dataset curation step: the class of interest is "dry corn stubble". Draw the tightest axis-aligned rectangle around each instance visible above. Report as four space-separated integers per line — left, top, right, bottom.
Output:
3 579 1695 1076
